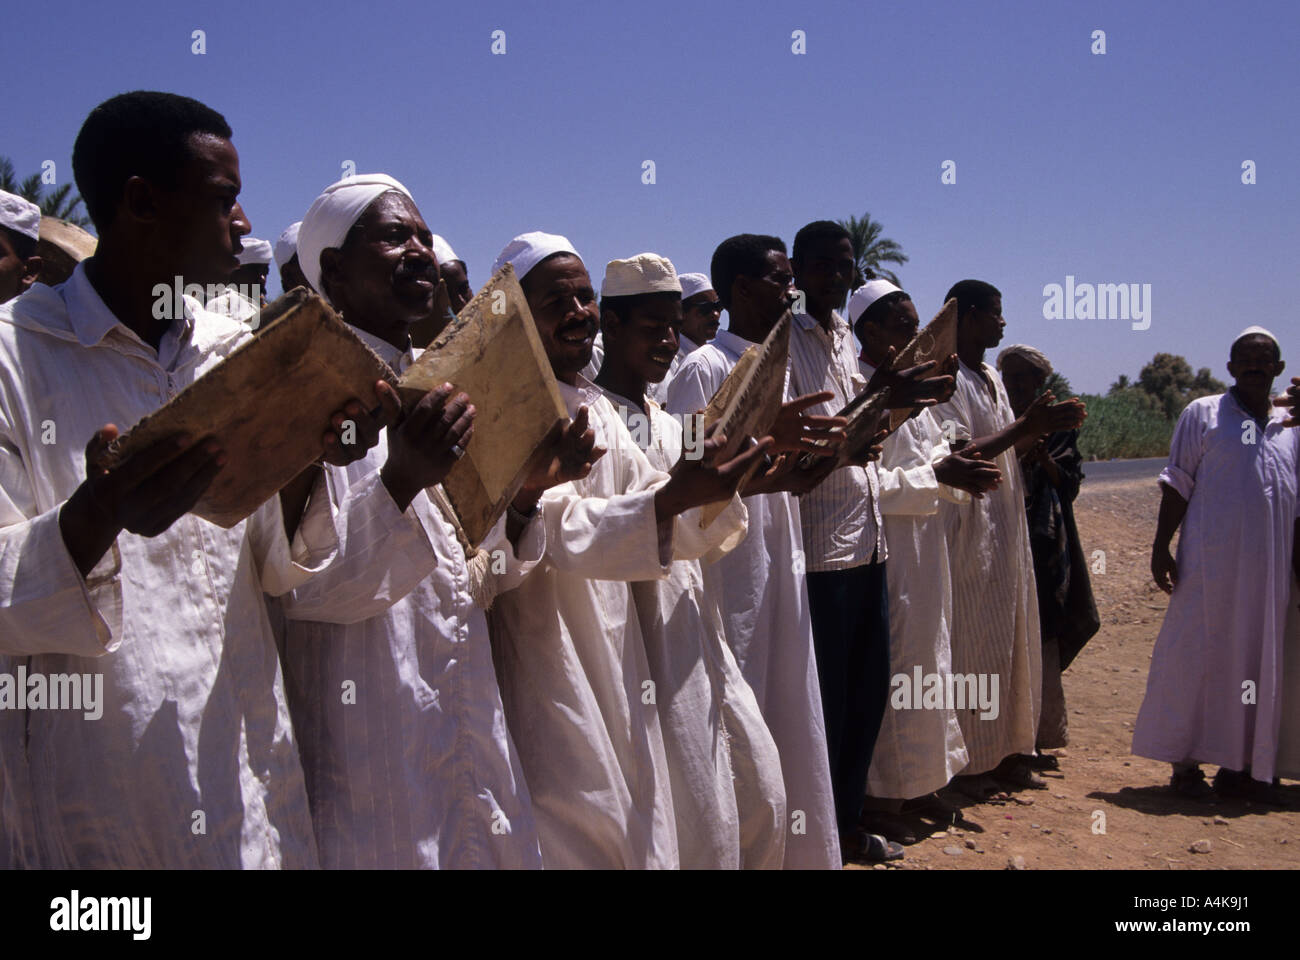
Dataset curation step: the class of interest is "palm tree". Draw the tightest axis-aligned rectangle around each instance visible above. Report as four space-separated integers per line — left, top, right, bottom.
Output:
0 156 92 227
836 212 908 287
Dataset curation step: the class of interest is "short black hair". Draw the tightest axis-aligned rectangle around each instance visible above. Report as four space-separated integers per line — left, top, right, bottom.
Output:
1230 333 1281 362
73 90 233 231
791 220 851 265
0 225 37 262
711 234 785 310
944 279 1001 319
853 290 912 344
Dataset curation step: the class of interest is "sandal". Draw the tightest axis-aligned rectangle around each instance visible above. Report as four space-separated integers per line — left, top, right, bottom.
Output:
858 811 918 845
842 829 905 864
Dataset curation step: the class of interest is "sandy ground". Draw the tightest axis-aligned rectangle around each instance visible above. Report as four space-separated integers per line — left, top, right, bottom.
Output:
846 475 1300 871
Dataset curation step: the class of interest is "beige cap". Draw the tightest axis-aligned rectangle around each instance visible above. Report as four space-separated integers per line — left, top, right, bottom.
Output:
600 252 681 297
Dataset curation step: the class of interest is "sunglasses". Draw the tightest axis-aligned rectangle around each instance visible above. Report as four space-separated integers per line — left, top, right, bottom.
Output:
688 300 723 314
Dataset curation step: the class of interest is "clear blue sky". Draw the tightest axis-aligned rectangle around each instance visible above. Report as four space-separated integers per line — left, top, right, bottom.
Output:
3 0 1296 393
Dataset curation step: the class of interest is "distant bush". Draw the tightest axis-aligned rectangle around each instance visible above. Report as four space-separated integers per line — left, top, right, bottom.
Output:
1077 390 1175 460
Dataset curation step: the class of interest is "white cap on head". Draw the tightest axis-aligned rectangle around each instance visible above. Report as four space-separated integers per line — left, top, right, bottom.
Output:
236 238 273 266
492 231 581 280
997 343 1053 376
273 222 301 268
601 253 681 297
1232 325 1280 351
429 234 461 267
0 190 41 242
847 279 904 326
298 173 414 301
678 272 712 300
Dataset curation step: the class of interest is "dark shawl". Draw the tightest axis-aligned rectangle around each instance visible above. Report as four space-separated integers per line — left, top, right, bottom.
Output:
1021 429 1101 669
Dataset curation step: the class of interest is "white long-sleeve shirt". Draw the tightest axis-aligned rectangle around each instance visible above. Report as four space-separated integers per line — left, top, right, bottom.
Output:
0 264 400 868
489 376 742 868
860 359 971 799
601 387 786 869
666 330 840 869
279 328 546 869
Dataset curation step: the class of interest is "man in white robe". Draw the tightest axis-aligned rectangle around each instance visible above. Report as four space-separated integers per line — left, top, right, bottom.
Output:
1136 327 1300 799
279 176 594 868
853 281 1001 812
667 233 848 868
273 221 309 295
932 279 1085 796
0 91 406 867
487 233 770 868
594 251 786 869
645 271 718 406
0 189 42 305
0 188 42 867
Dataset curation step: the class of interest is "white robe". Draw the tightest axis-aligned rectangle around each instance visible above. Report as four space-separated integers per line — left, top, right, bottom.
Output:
1279 581 1300 779
932 359 1042 775
0 264 409 868
278 331 545 869
1133 393 1300 782
489 377 743 868
602 387 786 868
859 361 971 798
666 330 840 869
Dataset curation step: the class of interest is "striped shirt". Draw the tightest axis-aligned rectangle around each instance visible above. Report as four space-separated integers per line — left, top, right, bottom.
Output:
787 310 884 570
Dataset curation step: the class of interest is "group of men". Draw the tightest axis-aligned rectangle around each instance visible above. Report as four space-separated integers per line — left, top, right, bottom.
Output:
2 90 1298 870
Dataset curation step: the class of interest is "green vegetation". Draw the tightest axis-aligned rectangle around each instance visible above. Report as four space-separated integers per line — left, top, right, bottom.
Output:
1070 353 1226 460
836 213 907 287
1 156 91 227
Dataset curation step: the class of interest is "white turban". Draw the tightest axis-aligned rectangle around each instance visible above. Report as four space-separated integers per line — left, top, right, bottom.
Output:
0 190 41 242
235 237 273 266
492 231 581 281
847 279 903 326
273 222 300 268
298 173 414 302
997 344 1053 376
601 253 680 297
1232 325 1280 351
430 234 461 266
678 272 712 300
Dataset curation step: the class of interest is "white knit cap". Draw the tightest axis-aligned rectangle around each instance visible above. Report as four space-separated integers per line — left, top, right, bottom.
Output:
0 190 41 241
1232 325 1280 350
847 279 903 325
235 237 273 266
273 222 300 268
601 253 681 297
298 173 414 301
430 234 460 266
492 231 581 280
678 272 713 300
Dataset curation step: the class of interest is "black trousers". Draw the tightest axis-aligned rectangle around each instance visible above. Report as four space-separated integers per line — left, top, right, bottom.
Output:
806 559 891 838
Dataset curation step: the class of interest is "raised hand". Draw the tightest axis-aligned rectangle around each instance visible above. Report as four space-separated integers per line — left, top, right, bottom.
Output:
768 391 847 455
379 383 476 511
866 348 955 410
520 405 608 497
1272 376 1300 428
61 425 227 576
321 380 402 466
1024 391 1087 437
655 426 775 517
933 447 1002 498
